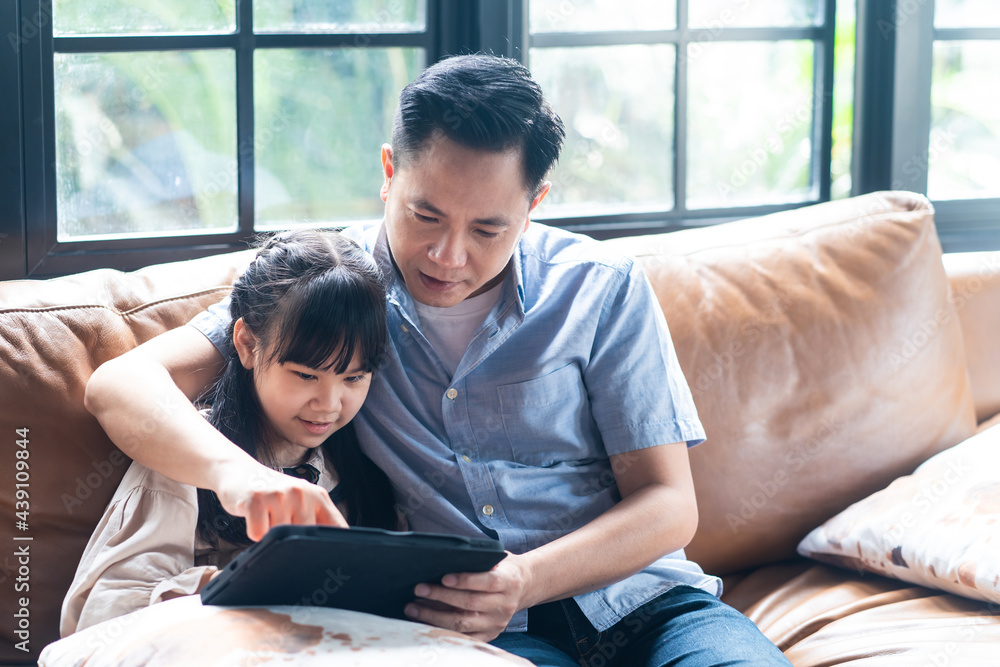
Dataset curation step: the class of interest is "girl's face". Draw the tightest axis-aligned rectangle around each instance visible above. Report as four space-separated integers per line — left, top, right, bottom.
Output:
234 319 372 467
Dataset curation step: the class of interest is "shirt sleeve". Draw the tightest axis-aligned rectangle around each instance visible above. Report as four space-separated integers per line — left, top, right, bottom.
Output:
584 259 706 456
187 295 232 357
60 462 219 636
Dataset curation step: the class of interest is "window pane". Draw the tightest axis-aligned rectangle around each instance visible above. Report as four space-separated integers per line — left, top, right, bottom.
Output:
53 0 233 36
929 42 1000 200
935 0 1000 28
688 41 815 209
254 48 422 229
530 0 675 33
689 0 817 28
831 0 856 199
55 51 237 239
254 0 426 33
530 45 675 217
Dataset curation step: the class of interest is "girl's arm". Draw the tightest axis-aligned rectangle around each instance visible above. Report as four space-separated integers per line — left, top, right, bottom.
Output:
61 462 220 636
85 324 347 539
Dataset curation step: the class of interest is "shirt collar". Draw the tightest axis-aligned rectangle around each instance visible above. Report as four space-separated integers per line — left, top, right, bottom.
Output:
272 446 339 493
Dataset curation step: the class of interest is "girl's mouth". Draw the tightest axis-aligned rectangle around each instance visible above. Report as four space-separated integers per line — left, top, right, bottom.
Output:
298 418 332 434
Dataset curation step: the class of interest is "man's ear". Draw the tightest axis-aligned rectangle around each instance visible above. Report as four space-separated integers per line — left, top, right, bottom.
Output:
380 144 395 203
232 318 258 370
524 181 552 232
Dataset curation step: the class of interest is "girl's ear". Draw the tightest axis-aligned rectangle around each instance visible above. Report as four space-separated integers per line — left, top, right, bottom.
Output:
233 317 258 370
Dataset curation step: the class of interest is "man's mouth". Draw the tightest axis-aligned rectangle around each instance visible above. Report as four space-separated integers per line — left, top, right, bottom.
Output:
419 272 461 291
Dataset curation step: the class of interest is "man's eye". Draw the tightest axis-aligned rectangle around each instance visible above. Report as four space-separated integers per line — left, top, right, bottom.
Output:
476 230 499 239
415 212 436 222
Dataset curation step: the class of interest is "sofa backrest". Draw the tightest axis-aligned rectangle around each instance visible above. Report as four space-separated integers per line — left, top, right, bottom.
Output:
0 192 979 659
943 251 1000 423
601 191 977 576
0 250 254 663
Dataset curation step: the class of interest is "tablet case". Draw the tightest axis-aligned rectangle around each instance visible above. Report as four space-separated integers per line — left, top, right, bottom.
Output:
200 525 507 619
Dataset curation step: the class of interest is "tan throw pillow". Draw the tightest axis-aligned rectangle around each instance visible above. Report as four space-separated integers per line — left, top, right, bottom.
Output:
797 423 1000 604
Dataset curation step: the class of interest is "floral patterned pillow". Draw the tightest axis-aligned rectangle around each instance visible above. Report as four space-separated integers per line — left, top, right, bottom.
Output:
798 423 1000 603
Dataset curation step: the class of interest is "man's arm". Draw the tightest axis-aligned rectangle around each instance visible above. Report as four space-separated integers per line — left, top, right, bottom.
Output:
404 441 697 641
84 324 346 539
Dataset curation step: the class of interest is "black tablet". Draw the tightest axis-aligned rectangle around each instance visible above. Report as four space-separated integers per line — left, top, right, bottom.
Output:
200 525 507 620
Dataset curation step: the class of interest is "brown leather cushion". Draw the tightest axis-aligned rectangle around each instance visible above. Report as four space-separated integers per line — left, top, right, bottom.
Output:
943 251 1000 423
0 251 253 663
723 559 1000 665
602 191 977 577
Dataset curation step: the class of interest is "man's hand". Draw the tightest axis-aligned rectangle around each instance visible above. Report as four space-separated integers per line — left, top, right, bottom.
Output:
215 462 348 540
403 552 533 642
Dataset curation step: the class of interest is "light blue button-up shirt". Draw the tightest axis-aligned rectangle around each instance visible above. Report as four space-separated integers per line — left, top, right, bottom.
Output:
190 219 721 633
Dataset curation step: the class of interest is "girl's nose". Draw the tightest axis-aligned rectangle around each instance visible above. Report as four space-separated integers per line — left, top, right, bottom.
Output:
313 386 342 414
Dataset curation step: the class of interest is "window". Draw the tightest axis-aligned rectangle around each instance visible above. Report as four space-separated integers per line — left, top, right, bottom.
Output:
518 0 848 237
886 0 1000 251
9 0 432 277
2 1 997 279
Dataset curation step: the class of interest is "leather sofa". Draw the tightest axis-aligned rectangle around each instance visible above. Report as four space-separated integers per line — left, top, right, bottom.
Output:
2 191 998 665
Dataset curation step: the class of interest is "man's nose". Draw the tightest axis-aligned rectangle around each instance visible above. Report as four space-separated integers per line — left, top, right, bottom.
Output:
429 231 466 269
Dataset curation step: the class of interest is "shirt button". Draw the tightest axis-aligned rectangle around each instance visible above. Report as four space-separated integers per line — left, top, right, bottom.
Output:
446 388 458 400
400 324 409 333
461 454 472 463
482 505 494 517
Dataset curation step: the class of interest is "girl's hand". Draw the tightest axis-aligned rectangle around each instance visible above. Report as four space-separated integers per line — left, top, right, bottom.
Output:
216 463 348 540
403 552 533 642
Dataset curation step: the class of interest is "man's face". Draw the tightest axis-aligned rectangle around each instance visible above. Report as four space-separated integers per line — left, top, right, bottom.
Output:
380 133 549 308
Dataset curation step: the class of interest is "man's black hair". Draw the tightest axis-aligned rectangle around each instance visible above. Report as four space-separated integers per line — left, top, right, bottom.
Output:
391 53 566 199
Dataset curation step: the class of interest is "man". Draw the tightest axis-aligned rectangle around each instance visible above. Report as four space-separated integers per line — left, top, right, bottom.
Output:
85 54 790 665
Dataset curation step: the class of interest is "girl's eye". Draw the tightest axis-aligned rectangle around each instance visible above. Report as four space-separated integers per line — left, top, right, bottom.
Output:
296 371 317 381
346 374 368 384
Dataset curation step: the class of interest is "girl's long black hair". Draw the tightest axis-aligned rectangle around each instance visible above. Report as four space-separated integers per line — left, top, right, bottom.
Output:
197 230 398 548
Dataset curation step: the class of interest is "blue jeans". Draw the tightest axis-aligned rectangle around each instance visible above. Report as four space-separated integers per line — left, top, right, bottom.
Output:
489 586 791 667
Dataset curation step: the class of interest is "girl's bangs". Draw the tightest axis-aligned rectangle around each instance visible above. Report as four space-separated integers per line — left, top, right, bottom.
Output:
272 269 384 374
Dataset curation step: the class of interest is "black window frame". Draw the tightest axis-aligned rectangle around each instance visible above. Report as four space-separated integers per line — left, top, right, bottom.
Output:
3 0 999 281
6 0 464 278
515 0 839 239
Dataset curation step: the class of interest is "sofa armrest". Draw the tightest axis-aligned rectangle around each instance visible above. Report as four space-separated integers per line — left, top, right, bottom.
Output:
943 251 1000 423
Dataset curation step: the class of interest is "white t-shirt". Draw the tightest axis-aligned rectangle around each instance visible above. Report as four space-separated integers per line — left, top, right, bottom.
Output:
413 283 503 377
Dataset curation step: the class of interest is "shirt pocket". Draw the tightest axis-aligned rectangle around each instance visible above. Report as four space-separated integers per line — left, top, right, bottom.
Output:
497 363 597 467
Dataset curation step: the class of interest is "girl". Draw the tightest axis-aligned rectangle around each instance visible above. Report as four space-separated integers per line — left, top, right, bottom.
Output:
61 230 399 636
